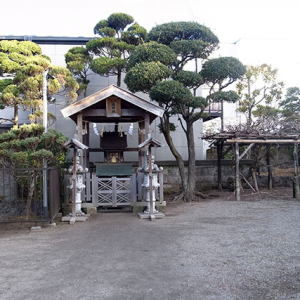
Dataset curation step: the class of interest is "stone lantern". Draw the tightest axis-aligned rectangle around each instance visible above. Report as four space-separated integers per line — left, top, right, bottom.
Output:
66 156 88 214
141 154 163 214
137 136 164 220
62 138 89 224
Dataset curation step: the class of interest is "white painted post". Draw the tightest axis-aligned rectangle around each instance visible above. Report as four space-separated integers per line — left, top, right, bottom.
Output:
42 69 49 219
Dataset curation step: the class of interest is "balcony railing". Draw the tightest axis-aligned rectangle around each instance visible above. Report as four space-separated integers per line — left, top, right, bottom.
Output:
203 102 222 121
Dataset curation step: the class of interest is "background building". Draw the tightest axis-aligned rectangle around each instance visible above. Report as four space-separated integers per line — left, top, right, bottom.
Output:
0 35 229 161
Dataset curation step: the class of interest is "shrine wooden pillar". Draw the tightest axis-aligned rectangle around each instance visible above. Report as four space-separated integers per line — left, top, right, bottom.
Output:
138 112 151 168
77 113 83 142
144 112 150 137
83 122 90 169
77 113 84 166
138 121 144 168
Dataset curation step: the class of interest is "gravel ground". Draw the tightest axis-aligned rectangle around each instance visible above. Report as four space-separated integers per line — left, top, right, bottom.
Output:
0 188 300 300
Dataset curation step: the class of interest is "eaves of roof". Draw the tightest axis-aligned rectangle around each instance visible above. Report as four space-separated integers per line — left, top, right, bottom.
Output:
61 84 165 119
0 35 95 45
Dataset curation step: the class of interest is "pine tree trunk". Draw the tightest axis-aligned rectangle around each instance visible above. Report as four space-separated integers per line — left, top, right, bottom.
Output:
14 104 19 127
25 172 35 219
185 122 196 202
159 117 187 196
117 71 121 87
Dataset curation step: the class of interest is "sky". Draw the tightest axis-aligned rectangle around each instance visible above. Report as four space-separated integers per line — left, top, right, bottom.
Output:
1 0 300 87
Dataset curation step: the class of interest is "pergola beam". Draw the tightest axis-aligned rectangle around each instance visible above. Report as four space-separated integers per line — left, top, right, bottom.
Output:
227 139 300 144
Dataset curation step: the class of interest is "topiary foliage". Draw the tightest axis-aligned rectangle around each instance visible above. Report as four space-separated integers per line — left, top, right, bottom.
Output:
0 124 68 168
127 42 177 70
201 57 247 90
147 21 219 48
124 61 172 93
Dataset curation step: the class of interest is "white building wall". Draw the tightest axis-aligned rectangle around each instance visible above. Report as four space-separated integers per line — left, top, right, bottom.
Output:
39 43 205 162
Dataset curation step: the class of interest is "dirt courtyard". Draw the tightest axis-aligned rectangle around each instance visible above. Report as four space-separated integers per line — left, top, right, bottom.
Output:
0 187 300 300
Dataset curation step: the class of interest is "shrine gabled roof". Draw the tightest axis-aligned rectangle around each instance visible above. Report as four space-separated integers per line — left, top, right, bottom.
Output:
61 85 164 119
138 136 163 149
64 138 89 150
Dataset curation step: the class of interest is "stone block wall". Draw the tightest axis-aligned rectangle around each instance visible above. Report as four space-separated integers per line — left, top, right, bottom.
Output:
0 172 16 200
159 159 294 190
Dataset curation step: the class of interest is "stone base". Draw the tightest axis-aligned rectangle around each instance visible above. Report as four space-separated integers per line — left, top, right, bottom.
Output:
138 211 165 220
85 207 97 215
132 206 145 214
61 212 90 224
61 203 72 216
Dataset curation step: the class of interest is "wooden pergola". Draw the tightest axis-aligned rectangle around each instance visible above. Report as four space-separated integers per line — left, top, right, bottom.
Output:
61 85 165 169
204 132 300 201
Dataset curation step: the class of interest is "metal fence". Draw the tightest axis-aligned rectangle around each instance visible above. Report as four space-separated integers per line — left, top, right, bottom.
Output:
0 167 61 222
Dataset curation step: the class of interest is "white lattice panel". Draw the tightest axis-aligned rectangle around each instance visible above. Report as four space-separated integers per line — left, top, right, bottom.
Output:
98 179 112 191
96 177 131 207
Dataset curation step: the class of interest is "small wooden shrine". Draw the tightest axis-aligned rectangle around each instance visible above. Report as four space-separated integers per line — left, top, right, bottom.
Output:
61 85 165 211
62 85 164 167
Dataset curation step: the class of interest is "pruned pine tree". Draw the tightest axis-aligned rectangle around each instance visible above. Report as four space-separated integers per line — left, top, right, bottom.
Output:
65 46 93 97
0 124 68 217
0 40 79 126
87 13 147 87
125 21 246 201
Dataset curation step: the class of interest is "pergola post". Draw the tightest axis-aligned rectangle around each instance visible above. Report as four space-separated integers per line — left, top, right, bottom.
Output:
216 140 224 190
293 143 300 199
235 142 241 201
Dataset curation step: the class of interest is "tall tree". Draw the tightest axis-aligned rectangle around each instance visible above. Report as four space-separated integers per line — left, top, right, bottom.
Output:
125 22 245 201
65 46 93 97
236 64 284 131
278 87 300 132
0 123 68 217
0 40 79 126
234 64 285 190
87 13 147 87
280 87 300 113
